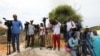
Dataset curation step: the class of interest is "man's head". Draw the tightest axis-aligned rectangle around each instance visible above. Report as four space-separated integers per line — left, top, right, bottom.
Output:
40 23 44 27
72 32 77 38
55 18 59 23
13 14 17 21
74 17 79 23
30 20 33 24
67 16 71 22
93 30 98 35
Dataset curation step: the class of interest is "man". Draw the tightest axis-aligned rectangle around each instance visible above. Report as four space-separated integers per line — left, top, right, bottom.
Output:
74 18 82 56
11 14 23 53
66 17 76 41
52 19 61 50
27 20 35 47
74 18 82 39
81 28 94 56
92 30 100 56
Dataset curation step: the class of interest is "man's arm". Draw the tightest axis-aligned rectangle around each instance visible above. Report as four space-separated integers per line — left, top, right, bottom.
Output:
72 21 76 28
19 21 23 32
68 38 75 48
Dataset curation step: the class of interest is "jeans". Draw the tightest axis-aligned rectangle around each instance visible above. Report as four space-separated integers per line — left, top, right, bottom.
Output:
66 31 72 41
71 50 77 56
82 41 94 56
11 33 20 52
76 31 80 39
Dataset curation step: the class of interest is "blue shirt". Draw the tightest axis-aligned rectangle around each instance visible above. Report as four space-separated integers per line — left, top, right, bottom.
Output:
11 20 23 34
92 35 100 56
68 37 79 50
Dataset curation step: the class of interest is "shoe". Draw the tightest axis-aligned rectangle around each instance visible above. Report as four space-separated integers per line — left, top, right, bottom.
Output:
58 48 60 51
40 47 42 50
12 50 16 53
17 50 20 53
53 48 56 50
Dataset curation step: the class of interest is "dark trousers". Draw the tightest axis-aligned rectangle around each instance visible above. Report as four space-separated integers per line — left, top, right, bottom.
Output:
27 35 34 47
11 33 20 52
53 34 60 49
82 41 94 56
66 31 72 41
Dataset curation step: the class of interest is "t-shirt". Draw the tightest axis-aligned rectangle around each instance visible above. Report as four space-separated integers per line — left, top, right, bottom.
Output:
40 26 45 35
66 21 76 31
27 24 35 35
52 23 61 34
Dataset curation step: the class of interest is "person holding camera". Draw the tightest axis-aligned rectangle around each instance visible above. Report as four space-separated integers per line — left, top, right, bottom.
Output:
52 19 61 51
11 14 23 53
26 20 35 48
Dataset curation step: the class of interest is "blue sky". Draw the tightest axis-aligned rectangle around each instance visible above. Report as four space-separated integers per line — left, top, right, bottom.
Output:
0 0 100 27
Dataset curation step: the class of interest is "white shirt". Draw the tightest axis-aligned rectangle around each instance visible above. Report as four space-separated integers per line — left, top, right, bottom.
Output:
66 21 76 31
40 26 45 35
53 23 61 34
27 24 35 35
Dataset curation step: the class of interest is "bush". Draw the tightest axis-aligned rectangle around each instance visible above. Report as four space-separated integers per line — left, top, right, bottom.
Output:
0 30 6 35
91 26 100 30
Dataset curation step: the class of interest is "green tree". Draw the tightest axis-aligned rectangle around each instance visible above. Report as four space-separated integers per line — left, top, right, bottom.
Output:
49 5 82 23
0 21 2 24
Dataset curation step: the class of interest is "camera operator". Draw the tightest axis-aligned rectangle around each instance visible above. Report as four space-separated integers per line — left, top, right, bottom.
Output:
26 20 35 48
11 14 23 53
50 18 61 51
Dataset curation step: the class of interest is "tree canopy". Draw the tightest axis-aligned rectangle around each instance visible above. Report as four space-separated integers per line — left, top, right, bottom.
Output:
0 21 2 24
49 5 82 23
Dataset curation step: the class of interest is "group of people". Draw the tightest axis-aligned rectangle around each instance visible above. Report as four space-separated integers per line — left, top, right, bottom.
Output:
64 17 100 56
9 14 100 56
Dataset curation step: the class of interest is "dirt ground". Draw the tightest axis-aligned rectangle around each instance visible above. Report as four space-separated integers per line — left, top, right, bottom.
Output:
0 44 7 55
0 40 65 55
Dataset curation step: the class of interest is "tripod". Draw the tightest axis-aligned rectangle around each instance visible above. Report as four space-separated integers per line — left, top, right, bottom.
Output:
7 27 11 55
24 22 29 48
3 18 12 55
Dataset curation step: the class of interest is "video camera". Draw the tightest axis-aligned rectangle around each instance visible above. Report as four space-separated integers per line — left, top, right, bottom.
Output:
49 19 58 25
3 18 12 27
42 17 48 24
24 22 29 30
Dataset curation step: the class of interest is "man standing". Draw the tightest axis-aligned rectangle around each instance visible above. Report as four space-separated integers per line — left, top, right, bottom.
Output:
27 20 35 47
74 18 82 39
52 19 61 51
11 14 23 53
66 17 76 41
